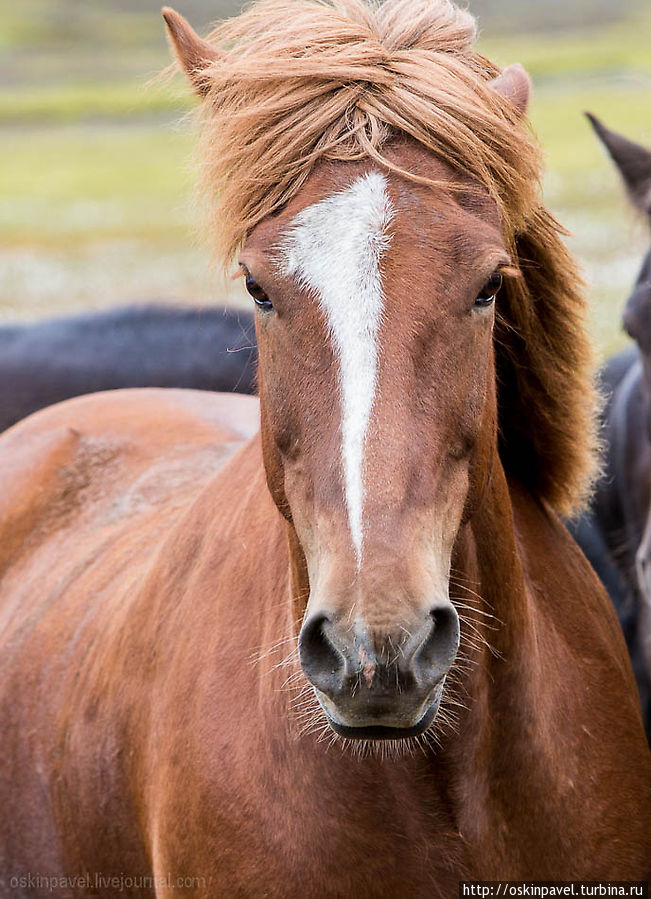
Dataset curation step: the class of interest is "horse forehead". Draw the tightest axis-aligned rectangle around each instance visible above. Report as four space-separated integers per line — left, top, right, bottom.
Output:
276 170 502 310
273 172 501 277
279 171 394 285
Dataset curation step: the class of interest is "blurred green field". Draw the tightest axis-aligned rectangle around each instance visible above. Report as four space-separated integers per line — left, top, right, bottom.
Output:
1 2 650 359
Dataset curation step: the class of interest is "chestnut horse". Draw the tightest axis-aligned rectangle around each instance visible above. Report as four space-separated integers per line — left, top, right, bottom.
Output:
0 0 649 893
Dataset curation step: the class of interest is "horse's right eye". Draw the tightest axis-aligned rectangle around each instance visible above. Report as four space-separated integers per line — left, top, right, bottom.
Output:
245 274 274 311
474 272 502 309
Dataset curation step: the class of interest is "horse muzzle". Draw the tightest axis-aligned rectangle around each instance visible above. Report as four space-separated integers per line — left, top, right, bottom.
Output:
298 603 460 740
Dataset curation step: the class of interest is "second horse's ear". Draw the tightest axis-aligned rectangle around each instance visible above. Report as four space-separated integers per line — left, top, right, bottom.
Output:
162 7 219 97
586 112 651 218
489 64 531 118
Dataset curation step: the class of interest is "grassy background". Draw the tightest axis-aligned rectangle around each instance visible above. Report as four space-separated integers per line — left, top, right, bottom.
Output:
1 0 650 358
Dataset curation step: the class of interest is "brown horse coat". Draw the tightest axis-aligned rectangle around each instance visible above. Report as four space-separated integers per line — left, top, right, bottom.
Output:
1 0 650 892
0 388 648 895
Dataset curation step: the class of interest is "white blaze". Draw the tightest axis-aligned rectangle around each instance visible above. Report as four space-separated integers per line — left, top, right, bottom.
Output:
280 172 393 563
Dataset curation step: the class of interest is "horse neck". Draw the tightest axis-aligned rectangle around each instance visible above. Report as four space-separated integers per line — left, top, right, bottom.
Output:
449 462 562 769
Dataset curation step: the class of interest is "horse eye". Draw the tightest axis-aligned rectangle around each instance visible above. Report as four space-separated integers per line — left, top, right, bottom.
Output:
245 273 273 311
474 272 503 308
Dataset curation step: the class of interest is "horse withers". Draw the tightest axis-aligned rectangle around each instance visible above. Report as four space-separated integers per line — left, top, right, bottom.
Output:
0 1 648 893
573 115 651 731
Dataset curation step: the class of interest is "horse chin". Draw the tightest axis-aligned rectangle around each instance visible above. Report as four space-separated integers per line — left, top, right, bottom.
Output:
324 702 440 741
315 685 443 742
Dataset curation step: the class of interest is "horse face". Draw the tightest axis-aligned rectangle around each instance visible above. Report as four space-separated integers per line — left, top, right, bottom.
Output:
241 147 507 737
588 115 651 670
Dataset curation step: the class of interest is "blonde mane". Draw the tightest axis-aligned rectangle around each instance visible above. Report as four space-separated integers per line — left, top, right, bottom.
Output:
173 0 598 515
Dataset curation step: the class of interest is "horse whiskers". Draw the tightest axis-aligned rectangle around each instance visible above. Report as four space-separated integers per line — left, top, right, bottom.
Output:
290 689 319 709
293 702 320 718
451 600 502 625
448 566 485 586
280 680 306 698
447 662 475 685
448 569 483 590
297 712 328 732
324 731 429 762
452 649 478 669
248 624 301 664
456 616 499 646
465 636 502 660
255 611 479 759
294 700 326 731
449 580 492 608
308 677 470 763
248 640 294 666
294 715 325 732
456 614 494 644
455 612 502 660
448 573 495 604
442 695 470 711
267 650 301 675
279 668 304 683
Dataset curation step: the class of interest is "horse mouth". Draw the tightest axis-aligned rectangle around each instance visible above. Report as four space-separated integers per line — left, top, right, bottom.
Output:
324 702 439 741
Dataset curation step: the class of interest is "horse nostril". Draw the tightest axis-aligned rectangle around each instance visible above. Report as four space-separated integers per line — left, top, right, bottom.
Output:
413 604 460 684
298 613 345 694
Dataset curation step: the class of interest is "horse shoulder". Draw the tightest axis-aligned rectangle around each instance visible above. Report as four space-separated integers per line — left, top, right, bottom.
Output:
506 484 650 869
511 485 646 714
0 388 259 572
511 490 649 759
0 388 262 871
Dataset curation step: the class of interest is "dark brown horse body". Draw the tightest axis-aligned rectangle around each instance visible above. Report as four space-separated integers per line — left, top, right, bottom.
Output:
0 2 649 893
0 304 256 433
573 116 651 731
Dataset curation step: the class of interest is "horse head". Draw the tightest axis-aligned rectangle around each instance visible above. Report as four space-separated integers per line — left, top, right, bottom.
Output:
244 153 514 737
165 0 595 741
588 114 651 638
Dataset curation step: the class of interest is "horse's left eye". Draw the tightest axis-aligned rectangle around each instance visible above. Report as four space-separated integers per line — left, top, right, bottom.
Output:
245 273 274 311
474 272 502 308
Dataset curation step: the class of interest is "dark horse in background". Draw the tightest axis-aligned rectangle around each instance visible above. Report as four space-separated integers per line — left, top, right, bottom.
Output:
0 303 256 432
572 115 651 733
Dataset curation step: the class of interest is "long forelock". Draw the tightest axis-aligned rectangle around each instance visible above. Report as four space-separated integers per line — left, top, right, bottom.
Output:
192 0 541 265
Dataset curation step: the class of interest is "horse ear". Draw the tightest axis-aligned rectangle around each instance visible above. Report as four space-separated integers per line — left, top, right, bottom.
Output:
586 113 651 217
489 64 531 118
162 7 219 97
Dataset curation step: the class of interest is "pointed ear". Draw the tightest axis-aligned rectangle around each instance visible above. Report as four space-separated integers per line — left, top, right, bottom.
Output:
489 64 531 118
162 7 219 96
586 112 651 217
